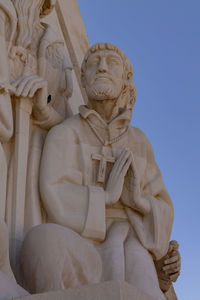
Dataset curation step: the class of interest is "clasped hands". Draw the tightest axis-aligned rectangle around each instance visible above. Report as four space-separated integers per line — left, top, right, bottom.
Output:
105 148 135 206
105 148 151 215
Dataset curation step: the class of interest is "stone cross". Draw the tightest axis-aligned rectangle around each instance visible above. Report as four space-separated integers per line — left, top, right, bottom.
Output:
92 147 115 183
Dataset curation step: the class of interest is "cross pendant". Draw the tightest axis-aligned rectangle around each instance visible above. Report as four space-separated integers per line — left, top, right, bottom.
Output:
92 147 115 183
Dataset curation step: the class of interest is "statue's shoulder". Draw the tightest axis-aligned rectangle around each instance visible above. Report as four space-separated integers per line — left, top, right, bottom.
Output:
61 113 81 127
47 113 83 138
129 126 149 143
129 126 154 155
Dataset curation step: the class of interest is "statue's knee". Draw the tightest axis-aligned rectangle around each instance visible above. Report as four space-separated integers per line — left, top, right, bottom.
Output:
20 224 67 291
23 223 68 257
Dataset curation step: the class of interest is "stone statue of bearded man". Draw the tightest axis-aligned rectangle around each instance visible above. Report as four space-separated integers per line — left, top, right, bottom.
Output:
20 43 174 300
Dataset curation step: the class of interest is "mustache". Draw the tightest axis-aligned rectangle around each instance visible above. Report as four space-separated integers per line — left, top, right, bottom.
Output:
94 73 113 82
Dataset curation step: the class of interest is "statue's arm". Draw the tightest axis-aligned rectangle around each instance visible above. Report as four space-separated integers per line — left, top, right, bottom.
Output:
122 129 173 217
142 135 174 258
142 135 173 208
40 124 106 241
59 44 73 100
32 43 73 129
11 42 73 131
33 103 64 130
124 129 174 259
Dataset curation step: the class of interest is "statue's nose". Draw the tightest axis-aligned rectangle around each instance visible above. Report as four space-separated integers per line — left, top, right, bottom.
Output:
97 57 107 72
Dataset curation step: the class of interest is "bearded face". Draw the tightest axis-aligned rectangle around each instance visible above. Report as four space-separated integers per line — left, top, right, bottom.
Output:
84 50 124 101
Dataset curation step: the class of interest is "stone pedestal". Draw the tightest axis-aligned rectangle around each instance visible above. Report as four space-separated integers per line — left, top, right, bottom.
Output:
13 281 155 300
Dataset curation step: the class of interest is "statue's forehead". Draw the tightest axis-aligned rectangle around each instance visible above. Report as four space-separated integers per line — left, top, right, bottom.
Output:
87 50 122 61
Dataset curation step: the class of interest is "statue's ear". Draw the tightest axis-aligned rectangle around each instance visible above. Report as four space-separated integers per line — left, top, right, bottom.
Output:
123 71 132 89
127 97 136 110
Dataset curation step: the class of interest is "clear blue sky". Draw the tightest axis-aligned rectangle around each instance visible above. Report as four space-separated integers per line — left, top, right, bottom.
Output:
77 1 200 299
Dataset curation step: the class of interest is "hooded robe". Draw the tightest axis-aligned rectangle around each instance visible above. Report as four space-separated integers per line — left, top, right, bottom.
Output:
26 105 174 298
40 105 173 259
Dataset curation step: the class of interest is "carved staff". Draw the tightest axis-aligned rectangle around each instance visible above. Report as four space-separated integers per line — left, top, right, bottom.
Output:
10 48 48 271
10 92 32 269
10 33 51 272
9 0 49 269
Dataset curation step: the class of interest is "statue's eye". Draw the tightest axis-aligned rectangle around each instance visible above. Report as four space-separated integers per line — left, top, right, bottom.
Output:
107 56 121 66
87 57 99 67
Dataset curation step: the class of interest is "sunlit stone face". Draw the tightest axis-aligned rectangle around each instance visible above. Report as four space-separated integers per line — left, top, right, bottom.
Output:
84 50 124 101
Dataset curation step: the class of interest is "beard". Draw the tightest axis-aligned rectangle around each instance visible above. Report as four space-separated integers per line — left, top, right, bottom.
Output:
86 82 121 101
12 0 44 48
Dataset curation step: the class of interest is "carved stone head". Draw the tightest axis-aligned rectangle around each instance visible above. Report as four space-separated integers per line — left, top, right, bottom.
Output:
81 43 137 109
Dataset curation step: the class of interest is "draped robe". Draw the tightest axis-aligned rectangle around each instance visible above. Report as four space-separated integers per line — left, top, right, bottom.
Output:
23 105 174 298
40 105 173 260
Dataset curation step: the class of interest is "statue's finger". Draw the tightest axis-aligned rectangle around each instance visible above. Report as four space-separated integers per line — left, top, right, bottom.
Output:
169 240 179 250
22 78 43 98
114 148 130 173
163 265 180 275
170 271 180 282
163 260 180 271
164 254 180 265
28 81 46 98
15 75 37 97
121 154 132 177
11 78 22 88
118 149 131 167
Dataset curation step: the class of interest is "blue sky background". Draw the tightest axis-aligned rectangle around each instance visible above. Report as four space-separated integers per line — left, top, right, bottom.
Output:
77 1 200 299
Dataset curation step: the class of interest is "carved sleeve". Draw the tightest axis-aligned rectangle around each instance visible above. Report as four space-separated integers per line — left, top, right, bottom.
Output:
125 130 174 260
40 123 106 241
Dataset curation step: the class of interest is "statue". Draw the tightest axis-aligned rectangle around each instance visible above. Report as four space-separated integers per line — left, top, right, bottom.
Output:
0 0 74 296
20 43 175 299
0 0 73 269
